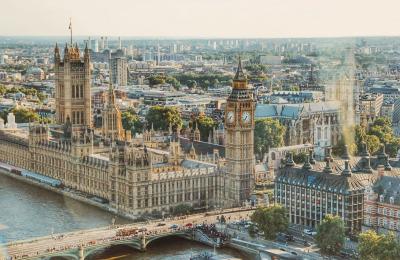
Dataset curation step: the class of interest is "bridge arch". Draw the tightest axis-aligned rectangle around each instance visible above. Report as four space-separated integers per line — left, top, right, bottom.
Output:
144 231 193 249
46 253 79 260
83 240 142 259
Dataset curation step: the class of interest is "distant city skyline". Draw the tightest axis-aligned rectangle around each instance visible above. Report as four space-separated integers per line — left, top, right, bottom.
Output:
1 0 400 38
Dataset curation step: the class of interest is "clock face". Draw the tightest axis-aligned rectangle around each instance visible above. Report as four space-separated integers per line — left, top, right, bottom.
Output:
242 111 250 123
227 111 234 123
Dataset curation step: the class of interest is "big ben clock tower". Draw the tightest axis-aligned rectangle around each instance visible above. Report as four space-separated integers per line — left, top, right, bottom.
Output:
225 58 255 206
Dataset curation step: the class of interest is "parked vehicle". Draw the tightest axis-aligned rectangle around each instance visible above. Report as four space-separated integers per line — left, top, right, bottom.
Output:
303 229 317 236
285 234 294 242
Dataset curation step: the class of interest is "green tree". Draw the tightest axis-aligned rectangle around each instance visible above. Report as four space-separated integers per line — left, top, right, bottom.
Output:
195 115 217 141
145 106 182 131
186 80 197 88
359 230 400 260
148 75 165 87
172 203 193 216
121 109 143 135
315 215 345 255
368 117 394 144
364 134 381 155
11 107 40 123
248 224 257 238
165 76 181 90
332 134 357 156
250 205 288 240
254 118 286 156
386 138 400 158
293 151 308 164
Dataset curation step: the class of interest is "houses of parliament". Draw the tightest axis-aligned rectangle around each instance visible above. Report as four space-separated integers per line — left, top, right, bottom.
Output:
0 43 256 217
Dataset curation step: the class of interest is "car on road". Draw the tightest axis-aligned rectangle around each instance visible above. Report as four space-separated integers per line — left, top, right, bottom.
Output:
285 234 294 242
303 229 317 236
157 223 166 226
185 223 193 227
138 227 147 232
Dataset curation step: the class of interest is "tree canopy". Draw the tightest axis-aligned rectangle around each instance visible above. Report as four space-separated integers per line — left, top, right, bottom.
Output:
315 214 345 255
145 106 182 131
121 108 143 135
0 107 40 123
358 230 400 260
0 85 46 102
171 203 193 216
193 115 218 141
148 75 165 87
173 72 232 90
254 118 286 156
293 151 308 164
250 205 288 240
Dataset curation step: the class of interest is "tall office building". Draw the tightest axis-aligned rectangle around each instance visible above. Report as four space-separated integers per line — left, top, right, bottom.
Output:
54 43 92 130
225 58 256 206
90 39 98 52
118 37 122 50
100 37 105 51
104 37 109 49
110 57 128 86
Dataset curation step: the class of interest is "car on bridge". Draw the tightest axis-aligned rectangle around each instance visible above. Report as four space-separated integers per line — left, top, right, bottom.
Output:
169 224 179 229
138 227 147 232
116 227 138 236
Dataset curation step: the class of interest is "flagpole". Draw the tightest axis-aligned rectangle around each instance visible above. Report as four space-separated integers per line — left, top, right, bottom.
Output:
69 18 72 46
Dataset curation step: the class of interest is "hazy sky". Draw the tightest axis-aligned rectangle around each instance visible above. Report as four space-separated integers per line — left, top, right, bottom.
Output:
1 0 400 38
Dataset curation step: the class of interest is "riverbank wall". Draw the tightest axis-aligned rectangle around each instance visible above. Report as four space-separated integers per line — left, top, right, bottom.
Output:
0 169 137 221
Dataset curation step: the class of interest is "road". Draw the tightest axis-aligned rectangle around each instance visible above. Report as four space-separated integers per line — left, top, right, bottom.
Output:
221 225 324 260
6 208 254 259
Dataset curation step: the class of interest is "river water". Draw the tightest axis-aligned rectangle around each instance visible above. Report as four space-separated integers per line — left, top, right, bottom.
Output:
0 174 247 259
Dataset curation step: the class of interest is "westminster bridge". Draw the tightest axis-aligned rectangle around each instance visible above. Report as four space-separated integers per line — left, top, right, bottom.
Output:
4 208 254 260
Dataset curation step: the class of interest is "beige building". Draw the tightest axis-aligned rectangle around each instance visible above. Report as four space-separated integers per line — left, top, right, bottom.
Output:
359 93 384 125
0 49 255 216
54 43 91 131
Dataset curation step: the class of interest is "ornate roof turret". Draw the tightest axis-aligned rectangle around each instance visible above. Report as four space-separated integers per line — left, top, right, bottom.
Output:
84 42 90 60
286 152 295 167
341 145 350 160
323 158 333 173
361 142 373 173
360 141 370 157
309 149 316 164
377 143 387 160
54 43 60 62
325 147 333 161
64 43 69 61
302 155 313 170
341 160 352 176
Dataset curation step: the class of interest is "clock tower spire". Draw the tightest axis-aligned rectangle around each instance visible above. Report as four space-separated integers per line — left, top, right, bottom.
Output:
225 57 255 207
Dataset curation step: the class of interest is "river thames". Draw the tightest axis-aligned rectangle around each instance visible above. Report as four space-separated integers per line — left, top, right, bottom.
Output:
0 174 247 259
